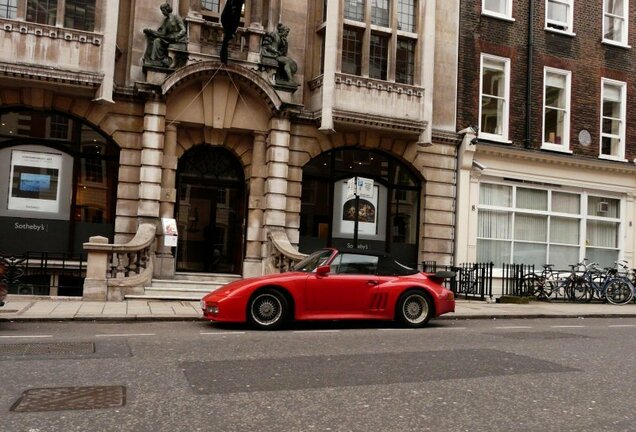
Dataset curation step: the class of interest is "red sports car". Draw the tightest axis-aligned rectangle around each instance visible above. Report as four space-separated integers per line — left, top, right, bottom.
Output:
200 248 455 329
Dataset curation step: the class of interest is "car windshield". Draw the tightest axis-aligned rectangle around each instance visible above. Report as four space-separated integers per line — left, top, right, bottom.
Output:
292 249 334 272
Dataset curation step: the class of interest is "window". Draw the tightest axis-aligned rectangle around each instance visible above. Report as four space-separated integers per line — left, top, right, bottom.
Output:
0 0 18 18
65 0 95 31
479 54 510 141
369 33 389 80
201 0 220 12
397 0 416 32
200 0 246 23
546 0 573 32
396 38 416 85
477 183 621 268
339 0 418 83
27 0 57 25
332 253 379 274
542 68 571 151
600 79 626 159
603 0 628 45
342 27 363 75
483 0 512 19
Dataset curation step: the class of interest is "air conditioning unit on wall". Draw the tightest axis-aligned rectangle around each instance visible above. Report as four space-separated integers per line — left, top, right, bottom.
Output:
598 201 609 213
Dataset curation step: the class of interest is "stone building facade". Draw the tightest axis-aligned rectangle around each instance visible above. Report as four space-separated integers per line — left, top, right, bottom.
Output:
455 0 636 275
0 0 460 298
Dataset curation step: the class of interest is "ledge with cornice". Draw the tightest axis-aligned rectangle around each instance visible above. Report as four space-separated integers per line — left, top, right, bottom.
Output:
0 61 103 87
0 17 102 45
477 142 636 175
332 108 427 134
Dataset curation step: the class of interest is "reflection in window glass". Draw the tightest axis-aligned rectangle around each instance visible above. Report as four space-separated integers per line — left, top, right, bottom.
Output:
369 33 389 80
396 38 416 85
27 0 57 25
344 0 365 21
202 0 220 12
65 0 95 31
342 27 363 75
397 0 416 32
0 0 17 18
371 0 390 27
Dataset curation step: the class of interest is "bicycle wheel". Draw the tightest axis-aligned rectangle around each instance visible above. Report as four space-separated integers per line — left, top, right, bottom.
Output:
604 278 634 305
566 276 593 302
522 274 542 298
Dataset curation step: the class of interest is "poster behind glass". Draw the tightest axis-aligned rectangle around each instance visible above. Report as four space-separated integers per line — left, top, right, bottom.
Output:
8 150 62 213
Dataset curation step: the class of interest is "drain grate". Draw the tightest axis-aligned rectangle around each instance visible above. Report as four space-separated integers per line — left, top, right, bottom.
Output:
10 386 126 412
0 342 95 356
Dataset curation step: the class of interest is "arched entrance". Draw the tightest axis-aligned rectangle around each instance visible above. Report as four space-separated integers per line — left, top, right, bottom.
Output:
299 148 422 268
175 146 245 274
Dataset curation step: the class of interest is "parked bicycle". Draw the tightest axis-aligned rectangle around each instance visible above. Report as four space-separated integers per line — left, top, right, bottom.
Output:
574 260 634 305
523 263 584 301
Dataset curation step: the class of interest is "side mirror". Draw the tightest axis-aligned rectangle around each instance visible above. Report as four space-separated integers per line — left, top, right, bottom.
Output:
316 265 330 276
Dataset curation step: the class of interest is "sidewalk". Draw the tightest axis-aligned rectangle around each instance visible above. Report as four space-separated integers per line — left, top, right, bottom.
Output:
3 295 636 322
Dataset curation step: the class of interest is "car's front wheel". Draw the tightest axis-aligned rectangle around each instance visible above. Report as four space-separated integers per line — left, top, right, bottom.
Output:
248 289 288 330
396 290 433 328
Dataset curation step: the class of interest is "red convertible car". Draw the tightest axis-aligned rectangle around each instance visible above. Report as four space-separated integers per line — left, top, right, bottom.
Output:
201 248 455 329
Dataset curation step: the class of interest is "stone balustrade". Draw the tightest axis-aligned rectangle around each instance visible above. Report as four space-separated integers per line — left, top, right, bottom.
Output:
82 223 156 301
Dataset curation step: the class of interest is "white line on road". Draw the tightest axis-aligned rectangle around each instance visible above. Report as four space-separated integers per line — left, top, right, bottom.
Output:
608 324 636 328
550 325 585 328
495 326 533 329
200 332 246 335
95 333 156 337
0 335 53 339
292 330 341 334
436 327 467 330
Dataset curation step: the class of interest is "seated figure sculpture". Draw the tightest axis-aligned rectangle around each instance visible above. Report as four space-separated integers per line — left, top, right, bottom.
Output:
143 3 187 68
261 23 298 86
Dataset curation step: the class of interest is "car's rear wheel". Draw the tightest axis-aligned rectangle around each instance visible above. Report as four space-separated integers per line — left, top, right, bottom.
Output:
248 289 288 330
396 290 433 328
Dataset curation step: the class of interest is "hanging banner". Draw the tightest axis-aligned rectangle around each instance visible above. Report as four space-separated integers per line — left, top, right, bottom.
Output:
8 150 62 213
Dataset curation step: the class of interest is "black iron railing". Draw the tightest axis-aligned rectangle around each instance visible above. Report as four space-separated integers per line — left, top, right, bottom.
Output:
0 252 86 297
501 263 535 297
421 261 494 300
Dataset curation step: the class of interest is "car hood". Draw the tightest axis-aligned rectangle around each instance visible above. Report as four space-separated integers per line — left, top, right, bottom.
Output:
202 271 305 300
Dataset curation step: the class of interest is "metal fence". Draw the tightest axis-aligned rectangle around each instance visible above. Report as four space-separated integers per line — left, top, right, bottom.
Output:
501 263 535 297
421 261 494 300
0 252 86 297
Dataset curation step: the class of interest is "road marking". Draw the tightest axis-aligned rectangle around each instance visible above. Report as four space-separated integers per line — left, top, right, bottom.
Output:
0 335 53 339
550 325 585 328
200 331 246 335
437 327 467 330
292 330 340 334
495 326 533 329
378 328 416 331
95 333 156 337
608 324 636 328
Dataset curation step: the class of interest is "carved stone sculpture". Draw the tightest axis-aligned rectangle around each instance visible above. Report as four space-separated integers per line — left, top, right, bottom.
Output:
143 3 187 68
261 23 298 86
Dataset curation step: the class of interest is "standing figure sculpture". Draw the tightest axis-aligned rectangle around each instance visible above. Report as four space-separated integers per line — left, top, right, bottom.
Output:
143 3 187 68
261 23 298 86
220 0 245 64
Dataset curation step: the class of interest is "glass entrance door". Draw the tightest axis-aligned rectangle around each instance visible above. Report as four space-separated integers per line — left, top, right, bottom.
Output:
175 146 245 274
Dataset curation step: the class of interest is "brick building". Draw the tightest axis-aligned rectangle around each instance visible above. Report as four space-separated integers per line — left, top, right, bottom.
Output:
455 0 636 273
0 0 460 299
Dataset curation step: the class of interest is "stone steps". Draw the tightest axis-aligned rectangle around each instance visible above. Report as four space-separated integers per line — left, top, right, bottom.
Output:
125 273 242 301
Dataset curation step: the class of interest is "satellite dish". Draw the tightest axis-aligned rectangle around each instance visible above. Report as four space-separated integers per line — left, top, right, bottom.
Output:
578 129 591 146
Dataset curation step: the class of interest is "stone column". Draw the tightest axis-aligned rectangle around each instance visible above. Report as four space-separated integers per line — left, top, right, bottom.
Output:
244 132 268 278
138 98 165 225
262 117 291 257
155 122 179 277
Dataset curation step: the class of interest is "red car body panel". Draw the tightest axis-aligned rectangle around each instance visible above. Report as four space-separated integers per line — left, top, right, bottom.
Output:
201 260 455 325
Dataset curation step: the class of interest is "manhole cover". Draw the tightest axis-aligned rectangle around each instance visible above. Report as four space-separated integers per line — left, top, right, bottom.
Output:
0 342 95 356
11 386 126 412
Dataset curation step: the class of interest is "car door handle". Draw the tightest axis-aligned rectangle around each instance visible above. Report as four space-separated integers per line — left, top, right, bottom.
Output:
367 280 379 286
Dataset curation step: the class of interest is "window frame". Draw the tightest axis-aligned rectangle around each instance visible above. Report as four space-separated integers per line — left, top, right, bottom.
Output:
602 0 629 46
541 67 572 153
482 0 513 21
545 0 574 34
476 182 623 268
599 78 627 161
478 53 511 143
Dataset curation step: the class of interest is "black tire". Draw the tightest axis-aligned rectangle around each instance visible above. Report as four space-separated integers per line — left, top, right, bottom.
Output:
247 289 288 330
396 290 433 328
605 279 634 305
567 277 592 303
521 275 540 298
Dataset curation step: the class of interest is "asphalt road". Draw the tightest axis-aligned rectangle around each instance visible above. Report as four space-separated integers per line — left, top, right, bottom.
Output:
1 318 636 432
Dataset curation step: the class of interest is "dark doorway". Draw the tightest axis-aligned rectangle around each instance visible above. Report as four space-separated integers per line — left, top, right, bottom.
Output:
176 146 245 274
